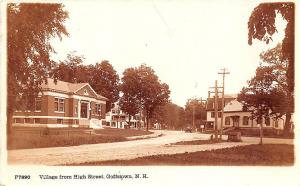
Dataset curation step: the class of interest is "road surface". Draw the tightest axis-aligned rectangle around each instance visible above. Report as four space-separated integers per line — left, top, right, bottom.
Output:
7 130 293 165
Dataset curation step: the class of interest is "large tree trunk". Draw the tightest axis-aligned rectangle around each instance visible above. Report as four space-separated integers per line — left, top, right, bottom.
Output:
7 110 13 135
7 73 15 136
283 112 292 136
146 114 149 131
146 118 149 131
7 108 14 150
259 123 263 145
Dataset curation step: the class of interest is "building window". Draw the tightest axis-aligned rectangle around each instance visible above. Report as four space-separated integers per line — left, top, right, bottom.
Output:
111 122 116 127
256 117 262 124
218 112 222 118
274 120 279 128
243 116 249 126
211 112 215 118
80 102 88 118
74 119 78 125
55 98 64 112
96 104 101 115
112 109 116 114
35 97 42 111
265 117 270 126
225 117 230 125
57 119 63 124
15 118 24 123
24 118 31 123
34 118 40 124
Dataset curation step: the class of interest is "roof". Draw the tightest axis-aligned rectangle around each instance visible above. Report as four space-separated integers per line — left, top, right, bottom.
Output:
206 94 237 111
223 99 244 112
41 78 108 101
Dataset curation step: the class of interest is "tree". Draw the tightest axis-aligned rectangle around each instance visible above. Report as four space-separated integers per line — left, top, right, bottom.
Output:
51 51 85 83
238 67 278 144
152 102 186 130
52 59 119 112
7 3 69 134
248 3 294 135
241 44 294 134
90 60 120 112
137 65 170 130
259 44 293 135
185 98 206 130
119 68 140 127
238 44 294 142
151 105 166 127
120 64 170 131
239 44 293 139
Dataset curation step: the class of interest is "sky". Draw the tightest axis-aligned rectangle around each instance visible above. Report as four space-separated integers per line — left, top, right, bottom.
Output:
51 0 287 107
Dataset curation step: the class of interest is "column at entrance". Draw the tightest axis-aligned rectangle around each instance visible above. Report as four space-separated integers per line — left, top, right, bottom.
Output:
88 101 91 119
77 100 81 119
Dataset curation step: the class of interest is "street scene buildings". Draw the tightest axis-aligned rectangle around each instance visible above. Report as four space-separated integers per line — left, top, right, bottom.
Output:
13 78 107 128
4 1 295 175
105 102 145 129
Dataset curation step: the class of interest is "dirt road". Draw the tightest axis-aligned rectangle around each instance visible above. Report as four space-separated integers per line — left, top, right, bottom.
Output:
7 130 293 165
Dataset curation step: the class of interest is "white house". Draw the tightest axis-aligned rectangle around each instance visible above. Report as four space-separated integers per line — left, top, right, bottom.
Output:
223 99 285 130
105 102 145 129
206 92 287 130
206 94 236 129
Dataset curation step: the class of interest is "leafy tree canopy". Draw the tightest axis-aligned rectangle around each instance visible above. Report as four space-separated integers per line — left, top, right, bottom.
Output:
51 51 85 83
53 59 120 112
238 44 293 135
7 3 69 133
120 64 170 130
185 98 206 127
248 2 294 92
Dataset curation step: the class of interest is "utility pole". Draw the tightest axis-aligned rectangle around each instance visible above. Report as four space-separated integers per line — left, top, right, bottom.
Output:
199 97 202 128
218 68 230 140
214 80 218 140
192 101 195 131
210 81 222 140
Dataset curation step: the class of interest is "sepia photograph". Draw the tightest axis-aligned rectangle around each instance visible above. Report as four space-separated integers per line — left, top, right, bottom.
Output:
0 0 298 185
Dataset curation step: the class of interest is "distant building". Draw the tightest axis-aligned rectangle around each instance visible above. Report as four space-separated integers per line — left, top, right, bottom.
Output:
153 123 162 130
206 94 236 129
206 93 286 130
105 102 145 129
223 99 285 130
13 78 107 128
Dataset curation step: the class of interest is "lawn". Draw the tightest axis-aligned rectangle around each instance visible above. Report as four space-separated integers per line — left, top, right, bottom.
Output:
224 128 294 139
8 127 153 150
73 144 294 166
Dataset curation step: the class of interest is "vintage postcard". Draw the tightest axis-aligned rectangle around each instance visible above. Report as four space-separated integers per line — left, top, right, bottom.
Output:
0 0 299 186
